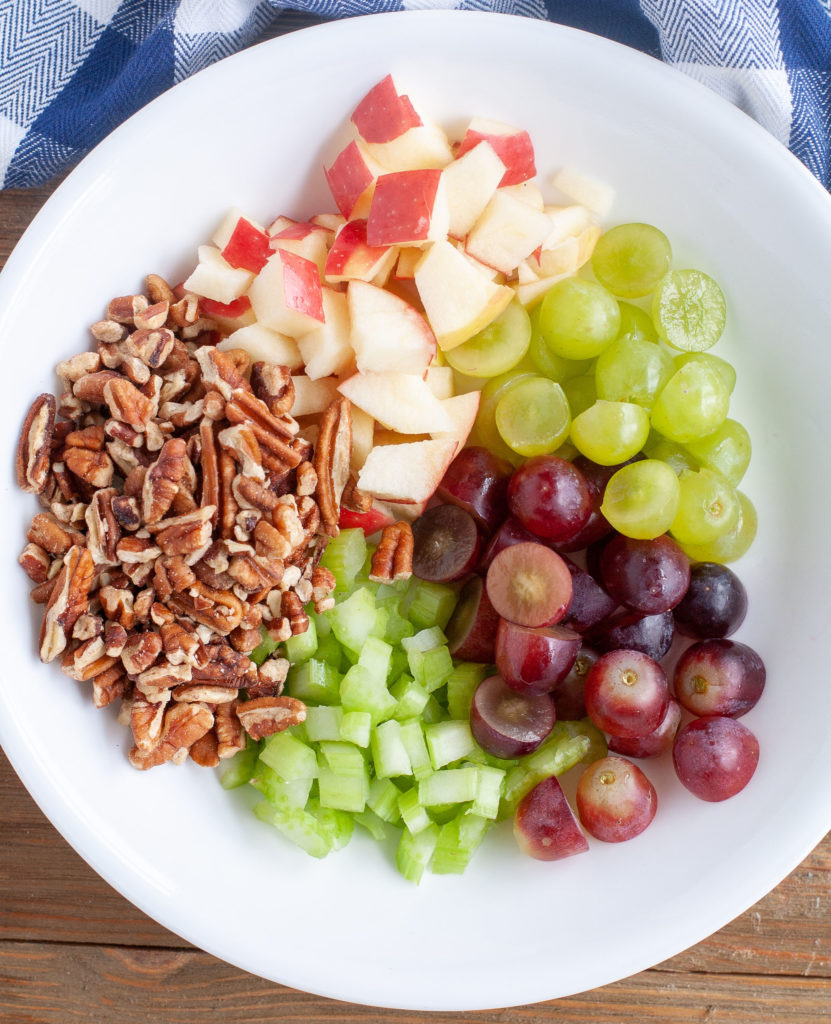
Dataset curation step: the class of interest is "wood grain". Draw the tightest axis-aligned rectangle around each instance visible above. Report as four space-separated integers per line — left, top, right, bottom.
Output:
2 138 830 1024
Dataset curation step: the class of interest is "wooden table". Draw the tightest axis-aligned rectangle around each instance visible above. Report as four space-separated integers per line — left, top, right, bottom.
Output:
2 50 831 1020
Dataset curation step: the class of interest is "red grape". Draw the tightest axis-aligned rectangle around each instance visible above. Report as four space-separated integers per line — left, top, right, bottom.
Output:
673 639 765 718
514 775 589 861
560 554 618 633
599 533 690 615
480 516 538 569
495 619 581 695
576 755 657 842
445 574 500 662
591 608 675 662
485 542 573 628
470 674 556 759
585 649 669 738
437 446 512 532
412 504 481 582
609 698 682 758
673 562 748 639
672 716 759 801
507 456 592 543
553 646 599 720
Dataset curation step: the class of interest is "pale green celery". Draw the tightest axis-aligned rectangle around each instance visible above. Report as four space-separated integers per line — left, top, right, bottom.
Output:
314 632 343 666
424 720 476 769
499 729 591 819
358 636 393 681
420 694 445 724
286 659 341 705
370 605 389 640
253 801 332 859
396 822 440 884
317 766 369 813
378 598 414 644
259 731 318 781
470 765 505 820
398 787 433 835
353 807 388 841
328 587 378 654
307 799 354 851
340 710 372 748
304 705 344 743
318 740 366 777
389 674 430 721
408 644 454 692
319 527 367 590
398 719 433 780
406 579 457 630
447 663 490 720
419 766 479 806
250 763 313 808
402 626 447 653
249 628 280 667
367 776 402 824
340 663 397 724
371 719 413 779
560 717 609 763
387 646 410 684
219 740 261 789
284 616 318 664
431 812 491 874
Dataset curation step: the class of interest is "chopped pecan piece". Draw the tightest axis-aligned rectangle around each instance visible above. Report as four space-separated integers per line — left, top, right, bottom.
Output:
153 506 214 556
167 581 244 636
121 632 163 675
142 437 187 524
215 700 246 759
111 495 141 531
103 377 155 431
130 693 169 752
172 683 238 704
64 446 114 488
108 294 149 325
369 521 414 583
188 729 220 768
85 488 121 565
314 397 352 532
311 565 337 614
236 695 306 740
250 362 294 416
19 542 52 583
128 702 214 770
98 585 135 629
39 546 95 662
145 274 175 306
91 664 128 709
17 394 56 494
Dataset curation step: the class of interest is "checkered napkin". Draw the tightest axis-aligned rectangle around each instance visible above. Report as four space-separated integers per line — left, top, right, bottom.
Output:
2 0 830 189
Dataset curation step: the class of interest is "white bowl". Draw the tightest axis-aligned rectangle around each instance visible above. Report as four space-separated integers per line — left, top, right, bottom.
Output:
2 11 830 1011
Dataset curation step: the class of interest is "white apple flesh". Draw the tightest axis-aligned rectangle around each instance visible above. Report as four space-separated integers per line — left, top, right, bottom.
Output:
347 279 436 375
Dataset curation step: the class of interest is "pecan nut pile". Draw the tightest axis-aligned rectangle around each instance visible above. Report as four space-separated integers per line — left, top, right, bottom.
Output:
15 275 350 769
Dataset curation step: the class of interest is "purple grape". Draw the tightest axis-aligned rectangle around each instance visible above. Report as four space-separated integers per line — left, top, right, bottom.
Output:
585 649 669 739
609 698 682 758
412 504 481 582
507 456 592 544
590 608 675 662
599 533 690 615
576 755 657 842
673 716 760 802
495 619 581 695
673 562 748 639
553 646 599 720
470 674 556 759
560 554 619 633
673 639 765 718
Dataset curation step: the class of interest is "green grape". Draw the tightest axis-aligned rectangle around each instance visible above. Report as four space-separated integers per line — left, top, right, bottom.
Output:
617 300 658 342
474 371 537 464
643 431 699 475
591 222 672 298
562 373 597 418
650 362 730 443
570 400 649 466
652 269 726 351
684 419 751 486
495 376 571 457
444 300 531 378
674 351 736 395
594 335 674 410
681 491 757 563
538 278 621 360
528 306 592 381
669 468 740 546
600 460 681 540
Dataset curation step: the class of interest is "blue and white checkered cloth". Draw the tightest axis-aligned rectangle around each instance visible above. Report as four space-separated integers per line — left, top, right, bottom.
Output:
2 0 830 190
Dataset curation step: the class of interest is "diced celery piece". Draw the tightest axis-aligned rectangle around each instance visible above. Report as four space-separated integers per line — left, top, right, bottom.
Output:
307 799 354 850
464 745 519 770
561 717 609 763
499 728 591 818
250 763 314 808
250 628 280 667
406 579 457 630
253 801 332 858
340 663 397 724
390 674 430 721
311 608 332 636
304 705 344 742
328 588 377 653
317 766 369 813
471 765 505 820
219 740 260 789
425 720 475 769
370 605 389 639
319 740 366 777
408 644 454 692
371 719 413 779
419 766 479 806
284 617 318 664
314 632 342 667
367 776 402 824
379 598 414 644
358 636 393 681
353 807 388 841
286 658 341 705
428 802 462 825
447 662 490 720
398 719 433 781
340 710 372 747
259 731 318 781
320 527 366 590
402 626 447 653
421 694 445 724
388 647 410 684
396 822 440 884
398 787 433 835
431 811 490 874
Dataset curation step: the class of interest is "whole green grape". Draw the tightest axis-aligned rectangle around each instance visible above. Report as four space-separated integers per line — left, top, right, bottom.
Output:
600 460 681 540
595 335 674 409
650 362 730 443
570 400 650 466
670 467 740 546
539 278 621 360
495 376 571 457
684 418 751 486
681 491 757 563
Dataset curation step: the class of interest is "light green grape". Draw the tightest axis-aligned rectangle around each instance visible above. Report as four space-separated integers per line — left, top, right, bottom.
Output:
562 373 597 418
570 400 649 466
674 351 736 395
528 306 592 381
473 371 536 464
681 491 757 563
538 278 621 360
444 300 531 378
591 222 672 298
684 419 751 486
652 268 726 351
600 460 681 540
670 468 740 546
643 431 699 475
594 335 674 410
650 362 730 443
617 300 659 342
495 376 571 457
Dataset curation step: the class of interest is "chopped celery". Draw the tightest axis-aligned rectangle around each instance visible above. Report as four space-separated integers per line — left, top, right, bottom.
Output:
319 740 366 777
328 588 377 653
421 694 445 724
398 719 433 780
371 720 412 779
396 822 440 884
387 646 410 685
471 765 505 820
447 662 490 720
389 674 430 720
358 636 393 681
314 632 343 666
353 807 388 841
561 717 609 763
317 766 369 813
424 720 476 769
307 799 354 850
251 763 314 807
402 626 447 653
219 740 260 789
304 705 344 743
340 663 397 724
499 728 591 818
419 766 479 806
380 599 415 644
406 579 457 630
340 710 372 747
398 787 433 835
367 776 402 824
431 812 490 874
250 628 280 667
320 527 366 590
284 617 318 664
286 659 341 705
259 731 318 781
253 801 332 859
407 644 454 693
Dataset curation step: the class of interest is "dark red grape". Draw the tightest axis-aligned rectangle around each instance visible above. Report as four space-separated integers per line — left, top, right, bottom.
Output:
673 716 760 801
576 755 657 842
437 446 512 532
470 674 556 758
480 516 538 569
412 504 481 583
553 646 599 720
585 649 669 739
445 574 499 663
609 698 682 758
560 555 618 633
673 562 748 639
507 456 592 543
673 639 765 718
590 609 675 662
485 542 573 628
495 619 581 695
599 533 690 615
514 775 589 861
555 455 640 552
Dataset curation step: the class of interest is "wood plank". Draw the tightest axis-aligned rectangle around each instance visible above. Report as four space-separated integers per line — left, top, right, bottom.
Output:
0 941 830 1024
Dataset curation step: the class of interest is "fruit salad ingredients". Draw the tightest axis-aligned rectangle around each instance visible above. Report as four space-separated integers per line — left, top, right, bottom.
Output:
485 542 573 628
672 716 760 802
673 639 765 718
673 561 748 638
495 619 581 695
514 775 589 861
584 650 669 739
576 755 657 842
470 674 557 758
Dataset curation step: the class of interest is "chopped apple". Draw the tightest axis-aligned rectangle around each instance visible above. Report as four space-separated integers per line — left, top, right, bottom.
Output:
351 406 375 471
544 204 594 245
552 166 615 216
455 118 536 186
199 295 256 333
212 207 266 248
414 239 513 351
324 220 397 284
347 279 436 375
366 169 449 247
217 323 303 369
442 141 506 240
465 190 553 275
310 212 346 233
500 180 545 211
394 248 420 280
248 248 325 337
291 375 340 417
527 206 601 278
338 503 397 536
357 439 459 504
212 209 271 274
295 287 354 380
338 371 454 434
267 215 297 236
183 245 253 304
513 269 571 308
432 391 481 452
373 497 428 520
270 221 331 275
425 365 455 400
324 140 382 219
351 78 452 170
351 74 422 143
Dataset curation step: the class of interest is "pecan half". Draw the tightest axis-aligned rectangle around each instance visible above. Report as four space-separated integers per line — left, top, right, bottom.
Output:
64 446 114 488
103 377 155 431
128 702 214 770
142 437 187 524
17 394 56 494
39 546 95 662
121 632 164 675
314 397 352 532
369 521 414 583
19 543 51 584
85 488 121 565
236 695 306 740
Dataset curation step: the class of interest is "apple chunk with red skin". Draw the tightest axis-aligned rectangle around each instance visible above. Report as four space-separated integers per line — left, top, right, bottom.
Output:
248 248 325 338
347 279 436 375
514 775 589 861
324 220 397 285
218 217 271 274
270 221 331 276
366 169 449 247
456 117 536 187
351 74 422 143
325 140 377 219
357 438 459 504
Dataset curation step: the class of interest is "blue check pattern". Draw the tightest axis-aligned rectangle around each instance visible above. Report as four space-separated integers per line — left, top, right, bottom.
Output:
2 0 830 189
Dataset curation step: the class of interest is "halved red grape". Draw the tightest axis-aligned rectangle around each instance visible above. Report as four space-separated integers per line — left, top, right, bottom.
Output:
437 446 512 532
553 646 599 720
507 455 592 543
412 504 481 583
480 516 538 569
485 542 573 628
470 674 556 759
514 775 589 861
576 755 657 842
555 455 641 552
609 698 682 758
599 533 690 615
560 555 619 633
673 562 748 638
673 716 759 802
585 649 669 738
495 619 581 695
673 639 765 718
445 574 500 662
590 609 675 662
